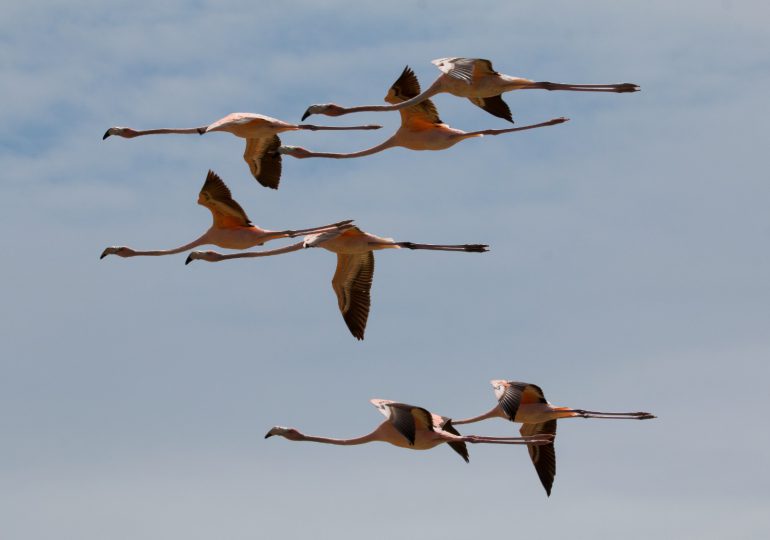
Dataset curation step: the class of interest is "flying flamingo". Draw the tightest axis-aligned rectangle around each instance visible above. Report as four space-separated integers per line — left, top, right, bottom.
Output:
185 226 488 340
265 399 554 462
103 113 381 189
302 57 639 122
100 170 352 260
452 380 656 495
281 67 567 160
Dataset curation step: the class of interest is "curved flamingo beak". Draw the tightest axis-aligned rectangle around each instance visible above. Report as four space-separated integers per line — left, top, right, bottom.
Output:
185 254 194 265
102 130 112 140
301 108 312 121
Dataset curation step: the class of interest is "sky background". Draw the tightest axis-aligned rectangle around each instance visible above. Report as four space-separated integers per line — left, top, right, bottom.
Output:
2 1 770 538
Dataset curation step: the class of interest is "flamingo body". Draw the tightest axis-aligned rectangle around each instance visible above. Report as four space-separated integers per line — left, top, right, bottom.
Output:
431 57 535 98
307 226 398 254
369 400 456 451
203 113 296 137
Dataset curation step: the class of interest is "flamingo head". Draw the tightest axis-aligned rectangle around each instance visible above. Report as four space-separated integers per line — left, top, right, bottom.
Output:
278 145 312 159
103 127 138 139
100 246 135 259
265 426 302 440
185 250 222 265
301 103 345 120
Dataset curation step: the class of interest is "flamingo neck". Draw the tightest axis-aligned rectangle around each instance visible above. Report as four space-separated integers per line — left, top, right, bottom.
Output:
125 234 209 256
452 406 506 425
133 127 205 136
297 430 380 446
341 78 444 114
297 138 397 159
214 241 306 261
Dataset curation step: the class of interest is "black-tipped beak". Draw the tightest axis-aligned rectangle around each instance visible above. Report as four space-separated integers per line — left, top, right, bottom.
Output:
264 432 274 439
102 130 111 140
99 250 108 259
185 254 194 265
301 108 312 121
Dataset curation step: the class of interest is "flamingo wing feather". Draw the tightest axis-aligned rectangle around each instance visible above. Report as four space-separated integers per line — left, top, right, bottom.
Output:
498 382 547 421
243 135 282 189
331 252 374 340
197 170 252 228
520 420 557 496
467 95 513 122
385 403 421 445
389 66 442 125
439 418 470 463
432 57 496 83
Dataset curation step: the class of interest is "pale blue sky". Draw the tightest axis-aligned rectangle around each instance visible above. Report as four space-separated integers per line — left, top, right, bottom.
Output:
2 1 770 538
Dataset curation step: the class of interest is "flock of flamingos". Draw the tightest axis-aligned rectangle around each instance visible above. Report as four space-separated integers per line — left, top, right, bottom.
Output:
101 57 655 496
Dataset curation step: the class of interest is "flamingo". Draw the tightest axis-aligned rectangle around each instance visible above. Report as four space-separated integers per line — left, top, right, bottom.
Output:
281 67 567 160
185 226 488 340
265 399 554 462
452 380 656 495
100 170 352 260
102 113 381 189
302 57 639 122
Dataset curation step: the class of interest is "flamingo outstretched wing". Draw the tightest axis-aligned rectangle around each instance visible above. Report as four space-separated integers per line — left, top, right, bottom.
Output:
243 135 282 189
388 66 443 125
432 57 497 83
437 417 470 463
467 94 513 122
331 251 374 340
197 170 252 228
520 419 557 496
496 382 548 421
